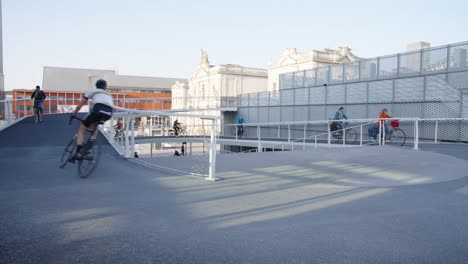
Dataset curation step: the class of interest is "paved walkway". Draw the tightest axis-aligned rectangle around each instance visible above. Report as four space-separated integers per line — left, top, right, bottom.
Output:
1 115 468 264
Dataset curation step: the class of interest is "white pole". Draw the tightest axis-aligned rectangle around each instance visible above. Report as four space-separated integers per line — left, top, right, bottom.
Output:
382 121 386 146
257 125 260 141
288 124 291 142
303 124 306 151
378 122 382 146
360 125 363 146
278 125 280 139
314 136 317 151
6 100 11 124
207 119 218 181
342 124 346 146
434 120 438 143
125 114 131 158
327 121 331 149
23 99 27 118
130 115 135 156
414 119 419 150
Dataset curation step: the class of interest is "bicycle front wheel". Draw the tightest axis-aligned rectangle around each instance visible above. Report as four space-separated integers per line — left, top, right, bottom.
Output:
344 129 358 145
78 141 100 178
389 128 406 146
60 136 76 168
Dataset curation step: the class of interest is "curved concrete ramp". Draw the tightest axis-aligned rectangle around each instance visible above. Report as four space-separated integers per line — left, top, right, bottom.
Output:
216 147 468 187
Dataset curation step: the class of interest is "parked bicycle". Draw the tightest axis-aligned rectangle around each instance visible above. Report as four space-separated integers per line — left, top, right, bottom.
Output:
60 116 101 178
369 120 406 146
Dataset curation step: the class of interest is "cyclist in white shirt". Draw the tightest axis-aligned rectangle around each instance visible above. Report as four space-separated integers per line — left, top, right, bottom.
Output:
70 79 114 159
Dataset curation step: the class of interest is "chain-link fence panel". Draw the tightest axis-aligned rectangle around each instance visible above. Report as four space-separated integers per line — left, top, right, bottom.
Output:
269 91 280 106
309 105 326 121
395 77 424 102
304 69 316 87
346 83 367 104
294 106 308 121
379 55 398 79
345 62 360 81
269 106 281 122
258 92 269 106
399 51 421 76
249 93 258 107
326 84 345 105
259 107 269 123
449 43 468 70
294 88 309 105
248 107 258 123
281 73 294 89
330 64 344 84
360 59 378 80
423 47 448 73
369 80 393 103
281 107 294 122
293 71 305 88
309 86 326 105
281 89 294 106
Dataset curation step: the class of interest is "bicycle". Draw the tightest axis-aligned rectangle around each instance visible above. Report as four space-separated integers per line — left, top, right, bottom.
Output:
236 125 246 139
60 116 102 178
169 124 187 136
369 120 406 146
330 122 358 144
33 100 44 123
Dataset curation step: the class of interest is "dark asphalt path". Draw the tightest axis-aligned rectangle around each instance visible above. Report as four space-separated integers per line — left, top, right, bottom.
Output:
1 115 468 264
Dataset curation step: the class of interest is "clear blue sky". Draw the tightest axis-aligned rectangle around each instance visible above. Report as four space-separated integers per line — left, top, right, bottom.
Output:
3 0 466 90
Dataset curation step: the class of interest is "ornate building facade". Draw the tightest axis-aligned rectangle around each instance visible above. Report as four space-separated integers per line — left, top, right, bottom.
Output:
268 47 361 91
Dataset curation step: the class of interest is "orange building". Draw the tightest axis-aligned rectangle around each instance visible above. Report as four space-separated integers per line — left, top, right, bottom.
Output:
12 89 172 116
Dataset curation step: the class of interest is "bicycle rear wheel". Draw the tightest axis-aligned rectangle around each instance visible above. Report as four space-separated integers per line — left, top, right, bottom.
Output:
60 136 76 168
388 128 406 146
344 129 358 144
34 109 39 123
78 140 100 178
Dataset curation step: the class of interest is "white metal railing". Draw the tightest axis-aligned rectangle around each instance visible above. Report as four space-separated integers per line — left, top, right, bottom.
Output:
222 117 468 151
100 106 221 181
0 98 31 130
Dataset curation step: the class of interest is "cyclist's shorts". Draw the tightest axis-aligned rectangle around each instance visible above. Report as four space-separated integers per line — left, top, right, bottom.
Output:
33 101 43 108
82 103 113 128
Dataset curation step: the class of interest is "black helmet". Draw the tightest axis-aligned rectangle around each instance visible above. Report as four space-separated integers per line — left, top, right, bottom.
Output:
96 79 107 89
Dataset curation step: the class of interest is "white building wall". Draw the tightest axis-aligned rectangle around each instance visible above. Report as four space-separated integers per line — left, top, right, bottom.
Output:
43 66 116 92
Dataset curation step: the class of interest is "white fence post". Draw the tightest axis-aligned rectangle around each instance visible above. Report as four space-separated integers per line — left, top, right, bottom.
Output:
378 122 382 146
23 99 27 118
360 125 363 146
130 114 135 156
303 123 306 151
382 121 386 146
414 119 419 150
207 119 218 181
124 114 131 158
314 136 317 151
327 121 331 149
278 125 280 139
434 120 438 144
288 124 291 142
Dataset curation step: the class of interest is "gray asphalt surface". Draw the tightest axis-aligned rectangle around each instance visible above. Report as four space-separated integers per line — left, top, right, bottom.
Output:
1 114 468 264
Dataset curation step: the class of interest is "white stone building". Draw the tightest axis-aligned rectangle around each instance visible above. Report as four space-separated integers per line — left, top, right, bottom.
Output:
268 47 361 91
171 50 268 134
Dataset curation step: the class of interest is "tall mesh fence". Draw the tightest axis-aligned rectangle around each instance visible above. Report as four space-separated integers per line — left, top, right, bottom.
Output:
236 54 468 144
